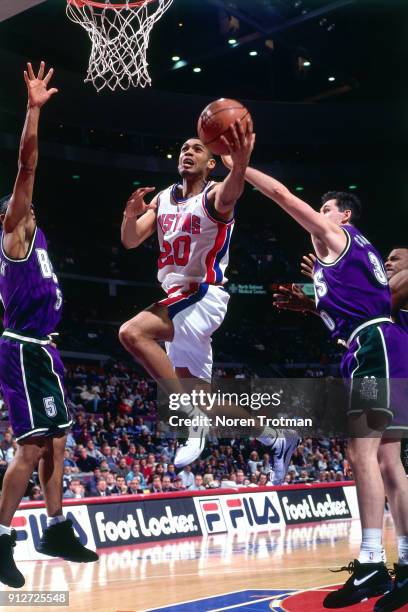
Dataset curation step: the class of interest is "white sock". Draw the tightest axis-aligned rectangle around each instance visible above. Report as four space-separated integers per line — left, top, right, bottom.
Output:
398 535 408 566
0 523 11 536
257 426 279 446
359 528 383 563
47 515 66 527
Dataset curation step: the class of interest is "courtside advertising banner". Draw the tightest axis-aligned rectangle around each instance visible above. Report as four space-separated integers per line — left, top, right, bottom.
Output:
88 497 202 548
277 486 352 525
13 485 358 560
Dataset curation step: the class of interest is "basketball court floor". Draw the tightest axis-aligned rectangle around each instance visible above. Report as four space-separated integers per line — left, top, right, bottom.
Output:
3 515 404 612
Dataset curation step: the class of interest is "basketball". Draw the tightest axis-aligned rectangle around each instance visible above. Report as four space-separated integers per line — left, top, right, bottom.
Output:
197 98 252 156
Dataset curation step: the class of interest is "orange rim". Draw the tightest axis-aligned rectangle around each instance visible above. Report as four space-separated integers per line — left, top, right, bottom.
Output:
67 0 157 8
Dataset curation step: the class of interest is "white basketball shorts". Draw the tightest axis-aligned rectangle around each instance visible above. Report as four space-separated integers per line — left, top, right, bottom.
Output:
157 282 230 381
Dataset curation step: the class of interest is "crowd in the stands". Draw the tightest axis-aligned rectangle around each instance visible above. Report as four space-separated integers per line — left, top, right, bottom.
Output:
0 363 354 499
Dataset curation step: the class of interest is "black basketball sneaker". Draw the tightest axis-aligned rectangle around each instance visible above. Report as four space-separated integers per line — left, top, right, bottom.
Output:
323 559 392 608
0 530 25 588
36 519 99 562
374 564 408 611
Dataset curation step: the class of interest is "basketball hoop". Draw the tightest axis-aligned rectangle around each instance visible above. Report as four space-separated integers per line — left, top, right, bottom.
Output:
66 0 174 92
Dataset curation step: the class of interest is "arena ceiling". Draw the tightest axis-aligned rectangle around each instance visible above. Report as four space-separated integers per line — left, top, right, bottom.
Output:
0 1 407 248
0 0 406 105
0 0 406 155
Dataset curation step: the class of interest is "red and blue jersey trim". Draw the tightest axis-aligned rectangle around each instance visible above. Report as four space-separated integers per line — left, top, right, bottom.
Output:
205 223 232 284
157 283 210 319
201 187 235 226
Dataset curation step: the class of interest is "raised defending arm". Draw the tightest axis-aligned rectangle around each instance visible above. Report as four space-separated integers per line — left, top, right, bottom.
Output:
3 62 58 234
222 158 346 257
245 167 344 248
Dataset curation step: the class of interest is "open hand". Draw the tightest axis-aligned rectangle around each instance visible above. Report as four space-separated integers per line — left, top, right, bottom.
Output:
24 61 58 108
273 284 315 312
300 253 316 279
124 187 156 218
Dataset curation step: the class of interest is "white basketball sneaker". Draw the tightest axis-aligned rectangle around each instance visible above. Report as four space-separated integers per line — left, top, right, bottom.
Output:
174 423 208 468
270 435 300 485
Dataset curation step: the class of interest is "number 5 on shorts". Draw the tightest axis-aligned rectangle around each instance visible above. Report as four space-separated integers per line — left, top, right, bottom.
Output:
43 396 57 418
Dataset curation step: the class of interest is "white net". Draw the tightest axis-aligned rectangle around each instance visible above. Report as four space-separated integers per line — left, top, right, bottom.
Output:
66 0 174 92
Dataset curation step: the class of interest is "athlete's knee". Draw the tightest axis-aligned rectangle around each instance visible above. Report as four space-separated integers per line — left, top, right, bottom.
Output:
346 437 362 467
347 437 381 469
346 440 367 468
379 459 398 486
378 441 402 483
119 318 147 351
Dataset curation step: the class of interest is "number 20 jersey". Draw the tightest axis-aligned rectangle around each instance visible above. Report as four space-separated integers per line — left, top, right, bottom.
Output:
313 224 391 342
0 226 63 336
156 182 234 293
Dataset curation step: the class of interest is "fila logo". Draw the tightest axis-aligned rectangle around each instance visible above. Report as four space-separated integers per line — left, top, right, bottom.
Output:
200 500 226 533
227 498 244 528
226 496 280 529
199 495 281 533
12 512 89 548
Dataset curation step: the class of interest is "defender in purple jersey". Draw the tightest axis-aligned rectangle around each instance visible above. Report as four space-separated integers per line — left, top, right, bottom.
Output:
277 246 408 336
0 62 97 589
275 247 408 610
277 246 408 324
223 149 408 610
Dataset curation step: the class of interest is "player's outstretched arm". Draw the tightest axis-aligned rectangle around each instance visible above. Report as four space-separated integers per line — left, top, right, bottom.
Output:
207 119 255 222
222 158 345 253
121 187 158 249
3 62 58 234
389 270 408 315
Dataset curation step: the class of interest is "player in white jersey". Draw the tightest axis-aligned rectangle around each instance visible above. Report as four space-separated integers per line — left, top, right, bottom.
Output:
119 121 254 466
157 181 233 296
156 179 233 382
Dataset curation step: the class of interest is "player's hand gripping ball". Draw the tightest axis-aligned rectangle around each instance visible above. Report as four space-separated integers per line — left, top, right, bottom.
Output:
197 98 252 155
